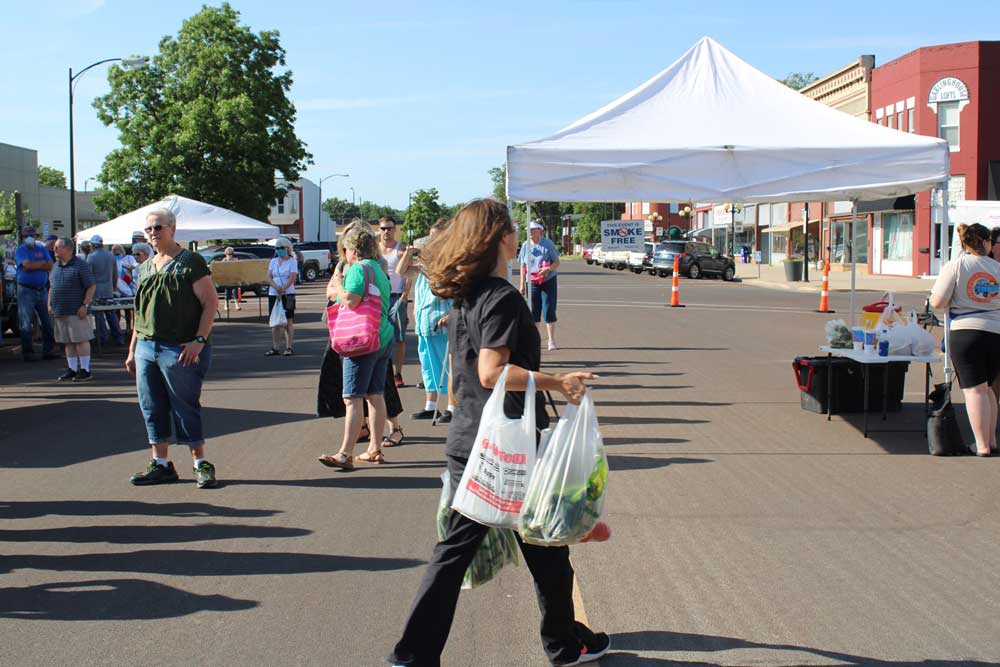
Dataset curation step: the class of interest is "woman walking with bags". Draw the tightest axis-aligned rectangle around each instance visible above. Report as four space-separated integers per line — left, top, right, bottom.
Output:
265 237 297 356
388 199 609 667
318 223 395 468
930 222 1000 456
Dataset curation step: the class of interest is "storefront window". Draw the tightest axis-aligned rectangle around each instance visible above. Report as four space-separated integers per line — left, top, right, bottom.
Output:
831 222 847 263
882 213 913 261
853 222 868 264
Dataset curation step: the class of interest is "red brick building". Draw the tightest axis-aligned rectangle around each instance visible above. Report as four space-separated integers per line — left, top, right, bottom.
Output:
867 40 1000 276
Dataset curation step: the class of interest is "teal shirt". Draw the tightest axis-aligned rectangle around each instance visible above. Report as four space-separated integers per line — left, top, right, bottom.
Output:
343 259 394 350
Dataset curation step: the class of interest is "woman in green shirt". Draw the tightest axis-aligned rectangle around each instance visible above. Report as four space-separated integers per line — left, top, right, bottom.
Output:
319 223 394 468
125 208 220 489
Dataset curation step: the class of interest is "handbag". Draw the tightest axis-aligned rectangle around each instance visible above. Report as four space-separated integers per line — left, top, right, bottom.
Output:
327 262 383 358
927 381 965 456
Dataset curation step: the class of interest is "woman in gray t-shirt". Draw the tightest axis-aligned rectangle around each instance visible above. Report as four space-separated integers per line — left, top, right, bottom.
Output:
930 223 1000 455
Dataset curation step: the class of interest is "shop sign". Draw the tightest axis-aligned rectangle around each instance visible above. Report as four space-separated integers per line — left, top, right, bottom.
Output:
600 220 644 252
928 77 969 105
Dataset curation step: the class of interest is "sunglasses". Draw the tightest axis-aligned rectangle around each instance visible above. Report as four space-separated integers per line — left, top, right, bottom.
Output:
144 224 167 234
380 227 394 232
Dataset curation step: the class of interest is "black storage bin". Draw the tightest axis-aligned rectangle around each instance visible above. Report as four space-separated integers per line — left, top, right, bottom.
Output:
793 356 909 414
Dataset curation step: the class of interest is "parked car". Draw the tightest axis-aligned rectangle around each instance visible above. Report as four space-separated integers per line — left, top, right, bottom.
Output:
628 242 655 274
202 250 269 296
603 249 629 270
582 243 597 264
293 241 337 281
651 240 737 280
591 243 605 265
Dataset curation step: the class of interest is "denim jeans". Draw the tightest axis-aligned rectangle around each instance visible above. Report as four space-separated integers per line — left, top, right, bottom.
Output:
135 339 212 446
528 276 558 323
17 284 55 356
95 308 123 344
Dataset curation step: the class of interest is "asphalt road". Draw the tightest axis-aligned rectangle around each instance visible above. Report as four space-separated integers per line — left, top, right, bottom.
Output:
2 261 999 667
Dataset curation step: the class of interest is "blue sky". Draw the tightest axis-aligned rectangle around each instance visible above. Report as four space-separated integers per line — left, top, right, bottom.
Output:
2 0 998 209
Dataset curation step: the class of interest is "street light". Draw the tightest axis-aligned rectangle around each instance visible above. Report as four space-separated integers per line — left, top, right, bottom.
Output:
349 186 356 206
84 177 96 192
317 173 349 241
725 203 744 256
678 204 695 236
647 211 663 240
69 55 149 237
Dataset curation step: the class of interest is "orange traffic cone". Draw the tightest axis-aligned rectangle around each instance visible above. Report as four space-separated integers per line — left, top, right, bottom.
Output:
669 255 685 308
237 287 243 302
816 260 835 313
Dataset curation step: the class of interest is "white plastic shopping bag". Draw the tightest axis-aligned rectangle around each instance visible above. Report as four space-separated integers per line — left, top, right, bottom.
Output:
269 299 287 328
451 365 537 529
518 390 608 547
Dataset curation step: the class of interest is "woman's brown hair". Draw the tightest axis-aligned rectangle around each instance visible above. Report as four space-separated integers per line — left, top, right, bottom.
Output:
423 199 513 301
990 226 1000 246
341 220 380 262
958 223 991 256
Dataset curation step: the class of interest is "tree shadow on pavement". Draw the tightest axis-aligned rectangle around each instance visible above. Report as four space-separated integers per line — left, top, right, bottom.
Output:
0 523 310 545
603 437 689 447
607 455 713 471
573 346 729 352
597 400 731 408
593 371 685 378
0 550 423 576
0 578 257 621
0 400 313 468
603 630 997 666
229 476 441 490
0 500 280 520
589 384 693 391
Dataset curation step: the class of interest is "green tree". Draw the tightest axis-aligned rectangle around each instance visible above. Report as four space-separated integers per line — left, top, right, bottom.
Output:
779 72 818 90
0 192 35 234
489 165 506 201
38 166 66 189
403 188 442 240
92 3 311 219
357 201 402 222
571 202 625 243
323 197 360 223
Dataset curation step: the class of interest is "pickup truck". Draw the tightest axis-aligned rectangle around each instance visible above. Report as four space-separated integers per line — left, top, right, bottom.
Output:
603 249 629 270
628 242 655 274
293 242 336 282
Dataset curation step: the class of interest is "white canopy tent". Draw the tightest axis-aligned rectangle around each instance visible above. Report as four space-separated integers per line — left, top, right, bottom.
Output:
507 36 952 368
76 194 280 245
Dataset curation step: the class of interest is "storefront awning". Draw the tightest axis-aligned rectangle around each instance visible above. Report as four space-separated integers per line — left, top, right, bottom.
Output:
856 195 915 214
761 223 795 234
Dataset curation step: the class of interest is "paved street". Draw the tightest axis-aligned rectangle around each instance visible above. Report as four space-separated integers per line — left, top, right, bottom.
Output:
2 260 999 667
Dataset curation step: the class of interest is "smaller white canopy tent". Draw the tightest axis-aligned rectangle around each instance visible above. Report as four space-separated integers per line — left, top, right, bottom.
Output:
76 195 280 245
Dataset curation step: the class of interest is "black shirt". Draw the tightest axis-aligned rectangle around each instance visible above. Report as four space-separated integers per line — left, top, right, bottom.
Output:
446 277 548 459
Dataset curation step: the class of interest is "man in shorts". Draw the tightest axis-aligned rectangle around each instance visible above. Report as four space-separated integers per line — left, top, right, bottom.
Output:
49 238 96 382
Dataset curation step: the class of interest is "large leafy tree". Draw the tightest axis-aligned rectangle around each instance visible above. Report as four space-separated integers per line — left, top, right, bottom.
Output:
403 188 442 240
38 166 66 189
779 72 818 90
357 201 402 222
0 192 37 234
323 197 361 223
92 3 311 219
573 202 625 243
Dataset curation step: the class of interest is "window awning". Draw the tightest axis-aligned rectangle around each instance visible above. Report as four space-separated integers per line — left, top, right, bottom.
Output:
761 223 796 234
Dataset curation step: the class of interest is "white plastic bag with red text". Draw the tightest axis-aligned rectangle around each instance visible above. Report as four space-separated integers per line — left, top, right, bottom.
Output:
451 365 537 530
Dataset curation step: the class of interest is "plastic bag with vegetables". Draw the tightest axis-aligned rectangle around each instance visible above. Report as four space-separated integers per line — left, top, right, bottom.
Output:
437 471 519 590
518 391 609 547
824 319 852 349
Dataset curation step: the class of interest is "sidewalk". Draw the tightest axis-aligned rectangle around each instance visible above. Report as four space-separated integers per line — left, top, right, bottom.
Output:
736 262 933 294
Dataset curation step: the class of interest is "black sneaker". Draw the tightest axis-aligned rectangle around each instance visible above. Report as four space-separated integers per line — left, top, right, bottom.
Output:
558 633 611 666
130 459 179 486
411 409 436 420
194 460 218 488
73 369 93 382
58 369 77 382
436 411 452 424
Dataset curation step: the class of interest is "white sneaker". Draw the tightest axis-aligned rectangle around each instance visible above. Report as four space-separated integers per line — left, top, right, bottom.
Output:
548 341 558 351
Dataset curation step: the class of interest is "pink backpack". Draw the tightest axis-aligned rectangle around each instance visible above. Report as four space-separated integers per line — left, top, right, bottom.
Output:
327 262 383 357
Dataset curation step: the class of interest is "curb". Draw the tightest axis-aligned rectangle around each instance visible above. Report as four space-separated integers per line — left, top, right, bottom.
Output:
738 277 931 295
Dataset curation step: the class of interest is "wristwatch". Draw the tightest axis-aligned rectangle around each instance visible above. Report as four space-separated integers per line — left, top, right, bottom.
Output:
194 335 207 344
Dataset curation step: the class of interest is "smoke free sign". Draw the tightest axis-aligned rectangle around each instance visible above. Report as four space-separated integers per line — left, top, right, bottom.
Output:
600 220 645 253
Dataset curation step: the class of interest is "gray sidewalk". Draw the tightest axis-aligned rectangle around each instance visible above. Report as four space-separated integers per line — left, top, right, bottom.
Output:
737 261 935 294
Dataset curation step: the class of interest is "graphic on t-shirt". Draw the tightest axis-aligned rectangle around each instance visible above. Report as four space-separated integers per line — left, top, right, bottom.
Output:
966 272 1000 302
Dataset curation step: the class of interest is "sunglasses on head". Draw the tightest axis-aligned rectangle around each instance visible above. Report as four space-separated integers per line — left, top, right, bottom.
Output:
144 223 166 234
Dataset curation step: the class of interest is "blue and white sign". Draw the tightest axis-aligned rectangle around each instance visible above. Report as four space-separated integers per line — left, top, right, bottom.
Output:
600 220 644 253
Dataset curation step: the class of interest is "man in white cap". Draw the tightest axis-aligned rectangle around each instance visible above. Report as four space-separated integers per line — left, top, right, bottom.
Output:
518 220 562 350
86 234 124 346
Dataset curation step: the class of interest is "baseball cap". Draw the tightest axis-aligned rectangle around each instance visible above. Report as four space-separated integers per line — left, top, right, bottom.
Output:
21 225 37 236
90 234 103 244
45 234 58 242
529 221 544 231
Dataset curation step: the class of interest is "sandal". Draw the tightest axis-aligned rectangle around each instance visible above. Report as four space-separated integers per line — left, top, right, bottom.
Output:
356 424 371 443
357 450 386 464
318 452 354 469
283 348 295 356
265 348 279 356
382 427 405 448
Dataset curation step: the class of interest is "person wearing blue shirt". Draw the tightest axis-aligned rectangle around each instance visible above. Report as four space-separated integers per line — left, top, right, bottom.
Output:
13 225 57 361
518 221 561 350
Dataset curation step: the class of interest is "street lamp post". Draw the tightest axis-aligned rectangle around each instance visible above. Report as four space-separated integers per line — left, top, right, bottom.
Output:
68 55 148 238
647 211 662 240
349 186 355 206
84 177 95 192
317 173 349 241
678 204 694 237
725 203 744 257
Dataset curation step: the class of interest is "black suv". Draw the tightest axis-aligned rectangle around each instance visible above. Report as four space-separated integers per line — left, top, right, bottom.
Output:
651 240 736 281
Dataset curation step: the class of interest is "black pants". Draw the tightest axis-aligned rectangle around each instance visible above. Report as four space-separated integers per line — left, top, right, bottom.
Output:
390 454 592 667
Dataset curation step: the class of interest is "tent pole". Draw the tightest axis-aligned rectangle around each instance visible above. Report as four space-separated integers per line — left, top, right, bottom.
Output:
940 183 953 384
849 200 858 329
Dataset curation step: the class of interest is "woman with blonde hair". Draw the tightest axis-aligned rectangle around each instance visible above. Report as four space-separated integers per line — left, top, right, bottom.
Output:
930 222 1000 456
318 222 394 468
266 237 297 356
389 199 609 667
220 247 241 312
